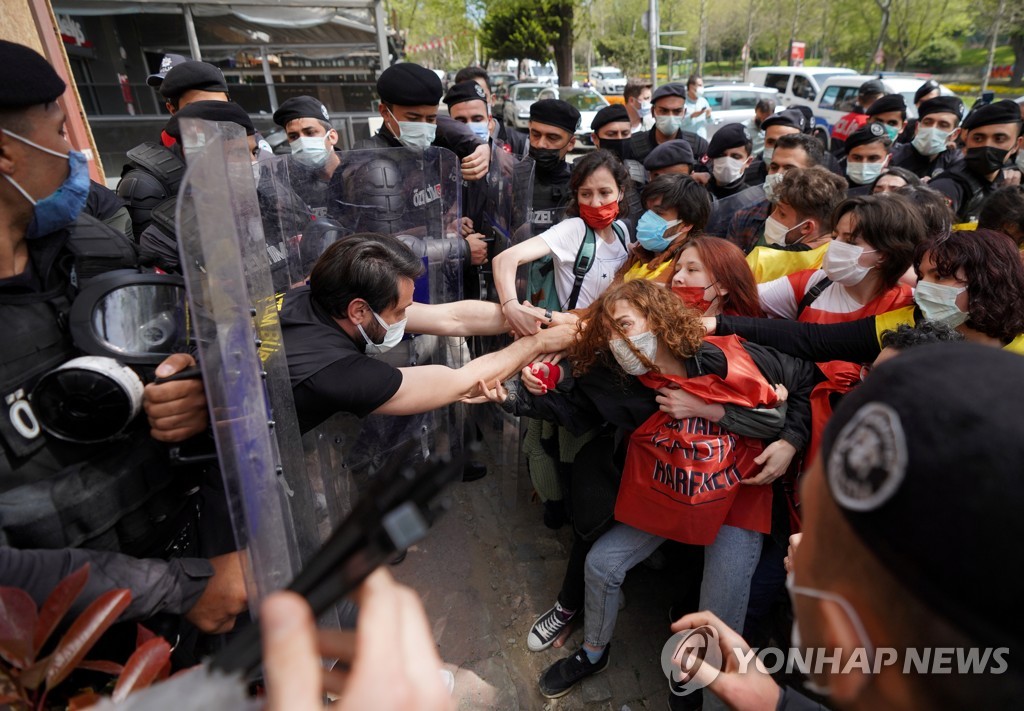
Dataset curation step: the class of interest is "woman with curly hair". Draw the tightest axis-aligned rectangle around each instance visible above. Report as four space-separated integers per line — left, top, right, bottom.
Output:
484 280 816 700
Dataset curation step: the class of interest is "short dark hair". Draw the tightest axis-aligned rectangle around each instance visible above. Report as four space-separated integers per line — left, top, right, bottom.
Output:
567 149 632 219
879 321 965 350
623 80 652 102
773 133 825 167
776 166 847 225
641 174 712 232
895 184 953 240
832 193 925 288
686 74 701 88
754 98 776 114
875 166 920 189
978 185 1024 243
309 232 425 317
914 229 1024 343
454 66 490 91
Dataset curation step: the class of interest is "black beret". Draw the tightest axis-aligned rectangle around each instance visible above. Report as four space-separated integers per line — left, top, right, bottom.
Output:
761 108 807 133
643 139 694 170
707 122 750 158
165 100 255 140
160 61 229 101
377 63 442 106
529 99 581 134
858 79 885 96
867 94 906 116
147 53 188 88
913 79 940 104
590 104 630 133
821 342 1024 651
962 99 1023 131
0 40 66 109
844 122 890 151
651 82 688 103
443 80 488 109
273 96 331 127
917 96 964 121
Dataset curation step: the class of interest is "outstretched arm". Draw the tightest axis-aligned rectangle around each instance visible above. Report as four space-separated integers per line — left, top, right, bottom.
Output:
406 299 549 337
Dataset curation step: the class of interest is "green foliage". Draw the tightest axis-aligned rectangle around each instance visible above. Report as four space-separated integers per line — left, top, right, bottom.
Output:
594 35 649 75
910 37 962 71
480 0 558 62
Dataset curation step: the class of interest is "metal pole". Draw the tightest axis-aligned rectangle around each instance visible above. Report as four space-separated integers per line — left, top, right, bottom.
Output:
374 0 390 72
260 46 279 112
980 0 1006 94
182 5 202 60
648 0 658 85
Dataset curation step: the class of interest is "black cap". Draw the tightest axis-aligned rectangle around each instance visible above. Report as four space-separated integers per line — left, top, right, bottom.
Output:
761 108 807 133
858 79 885 97
0 40 66 109
273 96 331 127
377 63 443 106
165 100 255 140
529 99 581 134
917 96 964 122
590 104 630 133
707 122 750 158
651 82 688 103
962 99 1023 131
443 80 488 109
913 79 940 104
821 342 1024 651
643 139 694 170
160 61 229 101
867 93 906 116
147 53 188 87
844 122 890 151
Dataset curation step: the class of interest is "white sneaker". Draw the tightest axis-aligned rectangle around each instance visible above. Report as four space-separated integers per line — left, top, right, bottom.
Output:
527 601 576 652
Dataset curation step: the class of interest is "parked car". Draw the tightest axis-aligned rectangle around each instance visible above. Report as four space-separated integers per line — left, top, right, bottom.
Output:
588 66 628 95
503 83 551 130
747 66 858 106
534 86 610 142
493 81 518 122
702 83 781 139
489 72 518 91
789 73 957 148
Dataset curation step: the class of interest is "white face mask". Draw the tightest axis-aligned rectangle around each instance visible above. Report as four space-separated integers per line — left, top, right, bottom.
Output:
823 240 876 287
762 144 775 164
763 171 784 202
638 100 652 118
609 331 657 375
712 156 746 185
763 214 808 247
388 107 437 149
914 281 968 328
358 310 408 354
847 161 886 185
655 115 684 136
251 161 262 183
911 126 951 157
291 134 330 167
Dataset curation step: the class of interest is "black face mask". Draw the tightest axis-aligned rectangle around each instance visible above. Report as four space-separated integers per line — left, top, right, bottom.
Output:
597 138 633 161
529 145 567 173
964 146 1009 176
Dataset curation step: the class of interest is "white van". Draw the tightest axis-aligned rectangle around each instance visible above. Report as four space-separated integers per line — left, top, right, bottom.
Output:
588 66 627 95
747 66 858 106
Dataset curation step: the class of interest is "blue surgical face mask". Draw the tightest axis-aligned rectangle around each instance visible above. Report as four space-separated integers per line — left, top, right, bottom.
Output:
638 100 652 118
655 115 684 136
911 126 951 157
290 134 330 167
388 108 436 149
468 120 491 140
636 210 682 252
2 130 90 239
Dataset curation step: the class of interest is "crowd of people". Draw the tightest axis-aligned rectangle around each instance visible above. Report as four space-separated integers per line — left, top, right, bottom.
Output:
2 35 1024 709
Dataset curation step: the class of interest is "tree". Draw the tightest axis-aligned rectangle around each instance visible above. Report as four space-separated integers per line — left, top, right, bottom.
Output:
595 35 648 74
480 0 557 64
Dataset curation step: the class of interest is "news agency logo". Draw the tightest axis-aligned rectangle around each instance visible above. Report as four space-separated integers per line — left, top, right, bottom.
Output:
659 626 723 695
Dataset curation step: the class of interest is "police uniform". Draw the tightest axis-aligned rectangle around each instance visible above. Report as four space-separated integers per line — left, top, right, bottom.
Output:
742 109 808 188
272 95 344 219
704 123 753 200
840 123 891 196
889 96 965 180
527 99 580 230
628 83 709 164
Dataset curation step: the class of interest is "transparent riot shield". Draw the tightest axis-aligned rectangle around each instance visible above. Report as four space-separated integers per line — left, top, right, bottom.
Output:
284 146 465 535
175 119 322 606
704 184 767 238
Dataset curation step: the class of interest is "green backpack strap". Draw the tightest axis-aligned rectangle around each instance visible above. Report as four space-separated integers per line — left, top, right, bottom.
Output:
565 225 598 311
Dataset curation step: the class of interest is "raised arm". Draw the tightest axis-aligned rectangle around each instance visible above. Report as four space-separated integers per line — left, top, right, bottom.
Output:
492 235 556 336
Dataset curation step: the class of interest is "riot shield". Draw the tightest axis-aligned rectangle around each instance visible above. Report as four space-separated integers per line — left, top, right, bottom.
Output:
285 146 466 535
704 184 767 238
175 119 322 606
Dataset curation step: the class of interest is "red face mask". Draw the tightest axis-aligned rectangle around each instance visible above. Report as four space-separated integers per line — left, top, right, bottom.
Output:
578 199 620 229
672 284 717 314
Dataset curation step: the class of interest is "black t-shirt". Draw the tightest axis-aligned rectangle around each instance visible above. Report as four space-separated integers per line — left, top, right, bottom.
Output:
280 285 403 431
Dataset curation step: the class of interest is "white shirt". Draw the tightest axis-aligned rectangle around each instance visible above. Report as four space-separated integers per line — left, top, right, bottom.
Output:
758 268 864 320
540 217 629 309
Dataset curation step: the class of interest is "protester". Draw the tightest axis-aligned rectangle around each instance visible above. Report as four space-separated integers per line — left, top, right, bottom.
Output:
977 184 1024 246
643 139 695 177
871 165 920 194
670 235 766 318
682 74 711 139
623 80 653 132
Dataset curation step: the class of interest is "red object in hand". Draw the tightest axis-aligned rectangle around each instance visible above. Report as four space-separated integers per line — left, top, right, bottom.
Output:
531 362 561 390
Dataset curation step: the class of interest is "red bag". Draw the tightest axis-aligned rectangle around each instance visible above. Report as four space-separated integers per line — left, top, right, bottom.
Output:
614 336 778 545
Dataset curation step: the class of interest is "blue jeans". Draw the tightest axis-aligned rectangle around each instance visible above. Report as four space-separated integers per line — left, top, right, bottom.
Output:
583 523 763 649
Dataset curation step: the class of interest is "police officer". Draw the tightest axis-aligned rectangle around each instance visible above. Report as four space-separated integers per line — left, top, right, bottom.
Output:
444 78 526 157
643 140 695 178
0 41 246 639
743 108 807 188
930 100 1023 222
527 98 580 229
145 52 187 93
865 93 907 144
890 96 965 180
453 66 529 151
589 104 633 161
272 95 343 218
842 122 893 196
895 79 941 145
629 82 709 165
704 123 755 200
830 79 885 157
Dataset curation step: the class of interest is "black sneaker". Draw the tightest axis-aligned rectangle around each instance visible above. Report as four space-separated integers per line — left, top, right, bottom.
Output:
542 499 566 529
538 644 611 699
527 601 575 651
